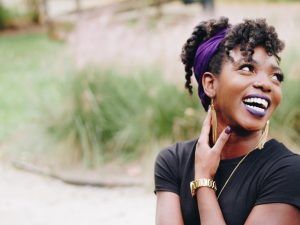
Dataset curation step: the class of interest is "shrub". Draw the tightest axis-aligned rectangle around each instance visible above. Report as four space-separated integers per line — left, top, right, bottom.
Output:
272 80 300 146
47 66 300 166
0 5 12 29
47 68 203 166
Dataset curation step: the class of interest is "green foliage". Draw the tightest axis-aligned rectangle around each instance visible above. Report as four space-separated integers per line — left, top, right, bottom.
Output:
271 45 300 146
48 68 204 166
0 5 13 29
48 66 300 166
1 30 300 167
281 45 300 79
272 80 300 146
217 0 299 2
0 32 66 141
0 1 43 29
27 0 40 24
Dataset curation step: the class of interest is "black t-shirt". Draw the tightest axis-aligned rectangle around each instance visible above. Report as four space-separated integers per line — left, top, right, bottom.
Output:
154 139 300 225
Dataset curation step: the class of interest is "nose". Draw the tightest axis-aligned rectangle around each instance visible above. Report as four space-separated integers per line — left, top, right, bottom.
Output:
253 74 272 93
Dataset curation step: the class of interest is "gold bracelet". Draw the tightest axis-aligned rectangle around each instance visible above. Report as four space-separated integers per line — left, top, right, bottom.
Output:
190 178 217 197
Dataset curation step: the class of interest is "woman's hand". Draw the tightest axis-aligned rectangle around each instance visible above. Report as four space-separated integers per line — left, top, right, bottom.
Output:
194 108 231 179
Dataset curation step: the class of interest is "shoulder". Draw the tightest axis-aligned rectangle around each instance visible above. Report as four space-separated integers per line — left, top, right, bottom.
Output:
258 139 300 180
155 139 197 166
154 139 197 194
263 139 300 169
254 139 300 208
154 139 197 180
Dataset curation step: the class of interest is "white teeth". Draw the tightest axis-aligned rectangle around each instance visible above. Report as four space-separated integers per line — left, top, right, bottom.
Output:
246 105 265 113
243 97 268 108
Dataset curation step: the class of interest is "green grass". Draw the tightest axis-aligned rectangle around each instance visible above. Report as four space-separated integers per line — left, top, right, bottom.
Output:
47 68 204 166
272 81 300 146
43 43 300 166
1 30 299 167
281 45 300 80
0 5 12 29
272 44 300 146
217 0 299 3
0 32 67 141
46 65 300 167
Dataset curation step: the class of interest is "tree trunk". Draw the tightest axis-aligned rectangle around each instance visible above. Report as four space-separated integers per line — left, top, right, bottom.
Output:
26 0 38 23
39 0 49 24
25 0 49 24
75 0 81 14
153 0 163 18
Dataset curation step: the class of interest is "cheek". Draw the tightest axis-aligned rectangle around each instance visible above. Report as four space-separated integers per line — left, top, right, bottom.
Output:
217 78 246 101
215 86 242 111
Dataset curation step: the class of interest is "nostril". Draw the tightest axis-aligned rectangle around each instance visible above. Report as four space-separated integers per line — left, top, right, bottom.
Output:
253 81 271 92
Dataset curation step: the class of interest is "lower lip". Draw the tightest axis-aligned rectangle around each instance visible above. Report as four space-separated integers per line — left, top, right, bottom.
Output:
244 104 266 118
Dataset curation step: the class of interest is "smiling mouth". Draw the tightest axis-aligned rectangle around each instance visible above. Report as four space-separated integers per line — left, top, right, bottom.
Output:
242 95 270 117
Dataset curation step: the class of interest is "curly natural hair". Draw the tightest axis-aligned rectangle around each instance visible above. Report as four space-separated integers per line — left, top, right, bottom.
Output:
181 17 285 101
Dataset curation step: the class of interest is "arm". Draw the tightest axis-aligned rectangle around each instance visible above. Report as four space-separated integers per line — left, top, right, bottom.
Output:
244 203 300 225
193 108 231 225
196 187 226 225
244 151 300 225
156 192 184 225
154 144 184 225
194 109 300 224
154 109 228 225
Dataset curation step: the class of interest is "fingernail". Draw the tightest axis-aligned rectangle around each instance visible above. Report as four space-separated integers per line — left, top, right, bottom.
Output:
225 126 231 134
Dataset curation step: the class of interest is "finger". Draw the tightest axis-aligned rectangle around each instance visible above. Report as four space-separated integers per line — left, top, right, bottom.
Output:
198 107 212 143
212 126 231 154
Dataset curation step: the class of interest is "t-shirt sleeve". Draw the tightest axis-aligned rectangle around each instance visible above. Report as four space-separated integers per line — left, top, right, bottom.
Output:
255 154 300 209
154 145 180 195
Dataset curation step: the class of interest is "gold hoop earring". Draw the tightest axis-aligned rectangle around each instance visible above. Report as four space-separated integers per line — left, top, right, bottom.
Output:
256 120 269 150
211 98 217 145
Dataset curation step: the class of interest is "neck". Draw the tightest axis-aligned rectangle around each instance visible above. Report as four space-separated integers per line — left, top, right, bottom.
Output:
221 130 263 160
215 121 264 160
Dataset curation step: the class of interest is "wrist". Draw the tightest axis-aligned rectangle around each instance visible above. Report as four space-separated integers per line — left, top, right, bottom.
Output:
195 173 214 180
190 178 217 197
196 186 216 198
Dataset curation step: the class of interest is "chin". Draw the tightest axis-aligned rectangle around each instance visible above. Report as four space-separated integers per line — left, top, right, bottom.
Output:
231 118 267 134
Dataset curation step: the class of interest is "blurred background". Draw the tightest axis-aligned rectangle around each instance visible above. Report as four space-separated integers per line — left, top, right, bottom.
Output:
0 0 299 224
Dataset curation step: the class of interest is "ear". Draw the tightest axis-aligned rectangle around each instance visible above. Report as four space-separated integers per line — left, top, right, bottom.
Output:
202 72 218 98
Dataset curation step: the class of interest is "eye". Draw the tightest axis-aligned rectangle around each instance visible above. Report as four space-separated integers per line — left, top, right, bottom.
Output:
272 73 284 82
239 64 254 73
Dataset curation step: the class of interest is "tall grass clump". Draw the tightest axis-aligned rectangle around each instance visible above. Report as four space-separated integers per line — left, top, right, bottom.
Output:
48 68 203 166
272 80 300 146
271 45 300 148
47 69 300 167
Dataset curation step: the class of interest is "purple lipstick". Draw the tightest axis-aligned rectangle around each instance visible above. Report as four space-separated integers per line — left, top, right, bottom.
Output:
242 94 271 118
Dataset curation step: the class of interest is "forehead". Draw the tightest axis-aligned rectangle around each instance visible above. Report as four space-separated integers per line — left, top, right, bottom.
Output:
228 46 279 67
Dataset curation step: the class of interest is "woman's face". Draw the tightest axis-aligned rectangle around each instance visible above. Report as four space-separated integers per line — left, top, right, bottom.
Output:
214 46 283 132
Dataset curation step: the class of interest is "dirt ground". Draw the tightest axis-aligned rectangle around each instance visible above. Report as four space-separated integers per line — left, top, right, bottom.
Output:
0 164 155 225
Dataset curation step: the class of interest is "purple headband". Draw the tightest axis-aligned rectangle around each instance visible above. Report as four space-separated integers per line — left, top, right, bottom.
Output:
193 28 228 111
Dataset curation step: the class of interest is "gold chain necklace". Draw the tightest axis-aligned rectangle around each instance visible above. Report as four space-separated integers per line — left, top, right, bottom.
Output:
217 151 251 199
216 132 268 200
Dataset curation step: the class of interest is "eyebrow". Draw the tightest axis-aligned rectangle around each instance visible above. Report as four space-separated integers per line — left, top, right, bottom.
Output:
232 58 259 66
233 58 283 72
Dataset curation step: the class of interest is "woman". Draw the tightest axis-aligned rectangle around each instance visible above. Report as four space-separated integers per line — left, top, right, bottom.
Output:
154 17 300 225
